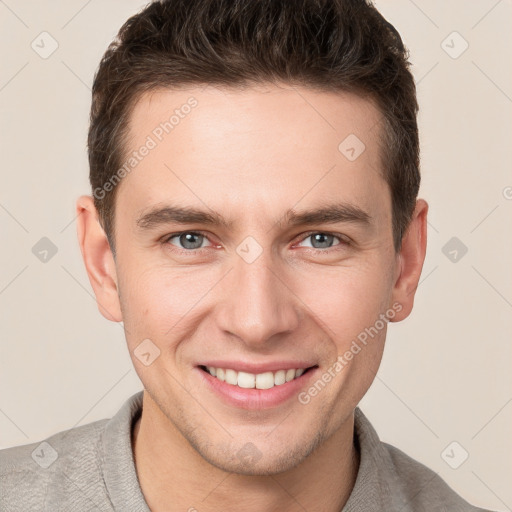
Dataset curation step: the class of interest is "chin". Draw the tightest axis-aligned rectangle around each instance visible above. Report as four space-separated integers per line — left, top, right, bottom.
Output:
189 430 327 476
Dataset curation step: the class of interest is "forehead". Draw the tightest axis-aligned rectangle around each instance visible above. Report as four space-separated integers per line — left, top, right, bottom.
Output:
116 83 388 229
125 83 382 154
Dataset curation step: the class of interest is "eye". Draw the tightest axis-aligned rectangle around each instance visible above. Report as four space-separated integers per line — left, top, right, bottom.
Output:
163 231 212 251
296 232 348 252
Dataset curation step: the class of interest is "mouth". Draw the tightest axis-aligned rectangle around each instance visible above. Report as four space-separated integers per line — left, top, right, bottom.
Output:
198 364 318 390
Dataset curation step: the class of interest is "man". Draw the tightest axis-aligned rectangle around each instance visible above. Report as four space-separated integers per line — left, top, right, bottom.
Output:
0 0 494 510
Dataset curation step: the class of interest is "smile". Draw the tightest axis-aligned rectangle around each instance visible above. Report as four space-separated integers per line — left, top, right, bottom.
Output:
196 362 319 409
199 365 314 390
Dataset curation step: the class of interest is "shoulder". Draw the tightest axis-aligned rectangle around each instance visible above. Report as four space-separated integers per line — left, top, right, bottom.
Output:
350 407 495 512
0 418 110 511
380 440 493 512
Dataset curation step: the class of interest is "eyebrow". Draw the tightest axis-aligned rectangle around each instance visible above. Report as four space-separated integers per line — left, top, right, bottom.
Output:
136 205 234 230
135 202 371 231
284 203 371 228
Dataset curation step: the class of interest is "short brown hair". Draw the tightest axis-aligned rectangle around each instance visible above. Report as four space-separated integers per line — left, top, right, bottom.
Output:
88 0 420 255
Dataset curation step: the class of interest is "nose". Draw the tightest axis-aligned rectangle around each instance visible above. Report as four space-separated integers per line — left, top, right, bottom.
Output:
216 249 301 349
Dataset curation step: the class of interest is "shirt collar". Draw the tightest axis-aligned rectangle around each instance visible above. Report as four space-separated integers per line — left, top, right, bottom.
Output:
101 391 390 512
101 390 150 511
341 406 392 511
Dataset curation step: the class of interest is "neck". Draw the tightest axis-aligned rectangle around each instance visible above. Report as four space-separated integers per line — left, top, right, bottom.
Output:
132 391 359 512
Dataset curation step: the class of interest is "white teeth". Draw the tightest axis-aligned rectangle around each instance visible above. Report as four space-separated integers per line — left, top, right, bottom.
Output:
237 371 255 388
285 369 296 382
274 369 286 386
204 366 309 389
225 369 238 385
256 372 274 390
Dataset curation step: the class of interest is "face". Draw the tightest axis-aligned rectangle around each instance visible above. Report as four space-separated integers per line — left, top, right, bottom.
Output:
80 83 424 476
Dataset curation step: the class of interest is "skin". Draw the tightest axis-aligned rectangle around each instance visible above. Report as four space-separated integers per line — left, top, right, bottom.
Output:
76 83 428 512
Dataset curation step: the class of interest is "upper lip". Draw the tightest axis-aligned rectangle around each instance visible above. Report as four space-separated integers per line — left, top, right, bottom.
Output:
197 360 317 373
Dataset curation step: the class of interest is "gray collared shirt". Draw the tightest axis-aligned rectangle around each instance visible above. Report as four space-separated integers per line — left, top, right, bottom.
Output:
0 391 493 511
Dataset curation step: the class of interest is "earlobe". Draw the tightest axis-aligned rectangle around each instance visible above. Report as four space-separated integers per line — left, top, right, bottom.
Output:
76 195 122 322
389 199 428 322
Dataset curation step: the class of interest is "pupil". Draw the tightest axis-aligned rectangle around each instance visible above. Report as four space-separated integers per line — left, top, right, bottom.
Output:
313 233 332 249
181 233 202 249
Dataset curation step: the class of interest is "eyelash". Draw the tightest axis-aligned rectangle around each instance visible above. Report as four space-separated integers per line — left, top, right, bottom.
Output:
161 230 350 256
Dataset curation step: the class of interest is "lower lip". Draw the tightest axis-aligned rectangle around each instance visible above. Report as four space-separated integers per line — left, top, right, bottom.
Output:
196 366 318 410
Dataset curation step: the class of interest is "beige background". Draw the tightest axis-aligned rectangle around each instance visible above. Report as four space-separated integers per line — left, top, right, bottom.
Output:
1 1 511 510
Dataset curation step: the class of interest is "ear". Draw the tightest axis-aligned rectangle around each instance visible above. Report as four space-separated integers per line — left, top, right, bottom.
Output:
389 199 428 322
75 195 122 322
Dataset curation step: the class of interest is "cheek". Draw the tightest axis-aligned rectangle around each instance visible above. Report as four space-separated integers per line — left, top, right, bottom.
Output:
293 260 391 343
118 265 216 344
